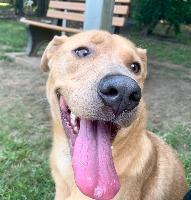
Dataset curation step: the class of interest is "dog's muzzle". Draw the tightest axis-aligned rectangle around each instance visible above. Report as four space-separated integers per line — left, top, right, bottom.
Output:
97 74 141 116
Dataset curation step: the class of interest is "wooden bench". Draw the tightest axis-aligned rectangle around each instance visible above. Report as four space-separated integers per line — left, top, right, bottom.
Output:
20 0 130 56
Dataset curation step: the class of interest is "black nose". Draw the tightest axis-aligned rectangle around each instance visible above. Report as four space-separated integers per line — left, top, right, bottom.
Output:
98 75 141 115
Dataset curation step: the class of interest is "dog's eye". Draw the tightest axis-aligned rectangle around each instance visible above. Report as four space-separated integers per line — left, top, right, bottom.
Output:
130 62 141 74
73 47 90 58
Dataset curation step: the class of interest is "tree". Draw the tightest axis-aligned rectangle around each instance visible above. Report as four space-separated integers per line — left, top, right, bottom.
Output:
12 0 49 17
35 0 49 17
131 0 191 35
15 0 24 16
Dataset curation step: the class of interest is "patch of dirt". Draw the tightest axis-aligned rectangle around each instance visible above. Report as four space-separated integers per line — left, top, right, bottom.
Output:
0 60 190 132
144 63 191 130
0 60 49 123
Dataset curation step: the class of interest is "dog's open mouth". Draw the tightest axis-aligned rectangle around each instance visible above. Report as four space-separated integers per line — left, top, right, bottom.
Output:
59 95 120 200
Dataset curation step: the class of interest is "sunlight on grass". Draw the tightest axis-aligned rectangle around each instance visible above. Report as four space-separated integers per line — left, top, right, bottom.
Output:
0 3 10 7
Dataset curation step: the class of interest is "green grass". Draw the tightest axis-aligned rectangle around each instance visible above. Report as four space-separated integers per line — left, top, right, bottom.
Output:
149 124 191 185
0 20 54 199
162 125 191 185
153 24 191 46
121 25 191 68
0 102 54 199
0 20 27 54
176 26 191 46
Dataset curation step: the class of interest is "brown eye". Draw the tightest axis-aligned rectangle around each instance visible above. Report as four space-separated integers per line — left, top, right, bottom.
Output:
73 47 90 58
130 62 141 74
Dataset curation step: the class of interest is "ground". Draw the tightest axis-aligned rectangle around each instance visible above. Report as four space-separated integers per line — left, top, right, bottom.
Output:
0 19 190 199
0 61 54 199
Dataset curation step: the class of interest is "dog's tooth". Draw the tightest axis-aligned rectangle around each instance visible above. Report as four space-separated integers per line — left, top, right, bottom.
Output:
70 112 77 120
74 126 79 134
70 112 77 126
111 146 114 150
71 118 77 126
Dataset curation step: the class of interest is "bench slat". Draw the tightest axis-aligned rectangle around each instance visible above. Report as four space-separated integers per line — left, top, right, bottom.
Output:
115 0 130 3
115 5 129 15
49 1 129 15
20 18 81 33
113 16 125 26
47 10 126 27
47 10 84 22
49 1 84 12
74 0 130 3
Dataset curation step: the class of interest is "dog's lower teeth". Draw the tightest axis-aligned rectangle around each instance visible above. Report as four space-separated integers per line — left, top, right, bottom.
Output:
70 112 77 119
71 119 77 126
70 112 77 126
74 126 79 134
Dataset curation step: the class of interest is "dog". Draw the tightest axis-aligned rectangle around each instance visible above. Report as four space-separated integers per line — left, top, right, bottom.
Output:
40 30 188 200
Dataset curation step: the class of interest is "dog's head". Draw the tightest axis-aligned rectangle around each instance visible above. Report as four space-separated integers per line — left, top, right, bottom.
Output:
41 30 147 126
41 30 147 200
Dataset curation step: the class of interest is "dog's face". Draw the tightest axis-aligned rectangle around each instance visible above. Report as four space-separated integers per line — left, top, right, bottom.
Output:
42 30 147 126
41 30 147 200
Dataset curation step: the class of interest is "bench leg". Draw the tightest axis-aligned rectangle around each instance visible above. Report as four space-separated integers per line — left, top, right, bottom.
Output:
26 25 61 56
114 27 120 34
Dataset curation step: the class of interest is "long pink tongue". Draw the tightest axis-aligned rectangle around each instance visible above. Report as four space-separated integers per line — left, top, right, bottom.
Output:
72 119 120 200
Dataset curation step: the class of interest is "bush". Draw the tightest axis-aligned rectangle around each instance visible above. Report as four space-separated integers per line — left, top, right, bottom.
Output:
131 0 191 35
12 0 49 17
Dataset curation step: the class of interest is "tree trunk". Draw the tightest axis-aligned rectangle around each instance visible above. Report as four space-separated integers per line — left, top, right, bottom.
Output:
36 0 48 17
141 20 158 36
15 0 24 16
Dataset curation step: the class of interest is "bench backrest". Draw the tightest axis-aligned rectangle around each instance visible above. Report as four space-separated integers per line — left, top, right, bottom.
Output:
47 0 130 28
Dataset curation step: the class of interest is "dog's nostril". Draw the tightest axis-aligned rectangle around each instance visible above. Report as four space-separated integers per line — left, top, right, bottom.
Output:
103 87 118 96
129 91 141 102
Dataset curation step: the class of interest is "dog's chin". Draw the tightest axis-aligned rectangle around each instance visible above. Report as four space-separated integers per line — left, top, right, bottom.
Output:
114 108 138 127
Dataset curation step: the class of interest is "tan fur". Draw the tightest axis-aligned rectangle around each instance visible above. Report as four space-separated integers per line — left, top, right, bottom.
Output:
41 30 188 200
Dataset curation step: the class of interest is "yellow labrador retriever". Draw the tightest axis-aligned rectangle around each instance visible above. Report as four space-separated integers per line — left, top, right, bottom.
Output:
40 30 188 200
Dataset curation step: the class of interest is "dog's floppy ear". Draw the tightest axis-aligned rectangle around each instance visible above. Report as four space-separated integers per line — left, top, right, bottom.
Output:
137 48 147 78
40 35 67 72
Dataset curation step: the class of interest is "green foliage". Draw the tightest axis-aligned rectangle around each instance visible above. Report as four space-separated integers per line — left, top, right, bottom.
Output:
131 0 191 35
184 2 191 24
